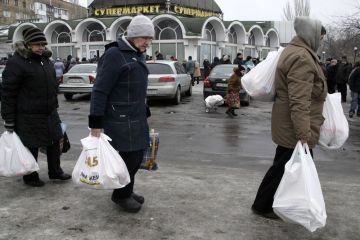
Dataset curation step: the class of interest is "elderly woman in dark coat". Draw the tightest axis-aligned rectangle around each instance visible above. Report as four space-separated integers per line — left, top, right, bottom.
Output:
1 27 71 187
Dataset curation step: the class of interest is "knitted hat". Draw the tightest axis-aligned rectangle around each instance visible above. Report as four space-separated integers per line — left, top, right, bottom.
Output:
23 27 47 45
127 15 154 38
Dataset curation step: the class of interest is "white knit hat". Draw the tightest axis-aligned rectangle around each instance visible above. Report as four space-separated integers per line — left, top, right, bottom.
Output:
127 15 154 38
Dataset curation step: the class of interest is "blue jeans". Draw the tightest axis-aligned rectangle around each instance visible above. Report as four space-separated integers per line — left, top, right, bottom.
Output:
350 91 360 115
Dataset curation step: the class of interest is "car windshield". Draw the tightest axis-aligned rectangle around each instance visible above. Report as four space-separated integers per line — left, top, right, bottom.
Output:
147 63 173 74
209 65 235 78
67 65 96 74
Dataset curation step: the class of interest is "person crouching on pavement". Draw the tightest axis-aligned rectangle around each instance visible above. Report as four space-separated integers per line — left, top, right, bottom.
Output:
1 27 71 187
88 15 154 213
251 17 327 219
225 66 245 117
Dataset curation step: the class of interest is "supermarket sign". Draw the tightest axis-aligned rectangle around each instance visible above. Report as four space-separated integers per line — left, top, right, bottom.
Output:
94 4 220 18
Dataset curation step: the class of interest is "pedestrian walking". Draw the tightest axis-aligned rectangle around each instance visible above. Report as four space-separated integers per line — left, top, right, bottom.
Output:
186 56 195 85
1 27 71 187
325 59 337 94
193 60 201 84
251 17 327 219
64 54 72 73
348 61 360 117
221 55 231 64
54 57 65 83
88 15 154 213
225 66 245 117
203 59 211 78
155 50 164 60
210 56 220 69
335 56 352 102
233 53 244 67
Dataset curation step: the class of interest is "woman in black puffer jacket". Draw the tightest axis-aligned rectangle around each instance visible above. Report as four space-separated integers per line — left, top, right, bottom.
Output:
1 27 71 187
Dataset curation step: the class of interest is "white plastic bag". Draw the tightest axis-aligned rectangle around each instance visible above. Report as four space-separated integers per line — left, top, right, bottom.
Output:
205 95 224 108
72 133 130 189
319 93 349 149
241 47 284 97
0 131 39 177
273 141 327 232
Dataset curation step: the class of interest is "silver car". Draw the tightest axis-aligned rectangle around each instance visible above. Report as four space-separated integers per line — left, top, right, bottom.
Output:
58 63 97 100
146 60 192 104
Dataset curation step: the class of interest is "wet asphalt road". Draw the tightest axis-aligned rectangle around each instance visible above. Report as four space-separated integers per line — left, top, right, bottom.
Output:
1 82 360 240
57 82 360 178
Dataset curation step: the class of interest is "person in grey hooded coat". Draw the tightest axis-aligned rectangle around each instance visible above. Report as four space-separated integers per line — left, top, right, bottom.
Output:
251 17 327 219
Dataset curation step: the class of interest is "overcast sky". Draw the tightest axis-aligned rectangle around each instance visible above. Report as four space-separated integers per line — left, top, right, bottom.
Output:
79 0 359 25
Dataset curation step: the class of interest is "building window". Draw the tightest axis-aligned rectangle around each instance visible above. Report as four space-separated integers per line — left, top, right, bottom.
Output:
82 23 105 42
266 37 270 47
14 0 18 6
3 10 11 17
154 19 182 40
248 32 255 45
22 1 26 8
116 21 130 38
228 27 237 44
51 25 72 43
204 23 216 42
2 0 9 5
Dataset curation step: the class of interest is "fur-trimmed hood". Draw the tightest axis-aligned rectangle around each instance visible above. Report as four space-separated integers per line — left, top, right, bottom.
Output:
12 41 53 59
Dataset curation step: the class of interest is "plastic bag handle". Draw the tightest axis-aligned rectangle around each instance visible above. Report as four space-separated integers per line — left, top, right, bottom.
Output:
303 143 311 155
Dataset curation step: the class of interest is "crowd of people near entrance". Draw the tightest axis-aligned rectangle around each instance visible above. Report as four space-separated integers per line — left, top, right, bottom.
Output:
321 56 360 117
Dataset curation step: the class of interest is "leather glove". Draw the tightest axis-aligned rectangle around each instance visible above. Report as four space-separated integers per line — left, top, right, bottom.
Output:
4 121 15 133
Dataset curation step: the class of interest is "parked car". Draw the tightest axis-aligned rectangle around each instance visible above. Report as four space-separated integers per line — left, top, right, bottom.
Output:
58 63 97 100
0 65 5 100
203 64 250 106
146 60 192 104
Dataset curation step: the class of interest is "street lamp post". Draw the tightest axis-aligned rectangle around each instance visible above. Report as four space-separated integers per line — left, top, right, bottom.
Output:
354 47 358 64
322 51 325 62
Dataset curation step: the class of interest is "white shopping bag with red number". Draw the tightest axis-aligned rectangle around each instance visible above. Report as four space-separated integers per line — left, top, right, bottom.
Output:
72 133 130 189
273 141 327 232
0 131 39 177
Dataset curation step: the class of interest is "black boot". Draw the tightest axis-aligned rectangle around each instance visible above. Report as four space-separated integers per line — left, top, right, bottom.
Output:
131 192 145 204
112 195 142 213
231 109 238 116
49 172 71 180
23 172 45 187
225 109 233 117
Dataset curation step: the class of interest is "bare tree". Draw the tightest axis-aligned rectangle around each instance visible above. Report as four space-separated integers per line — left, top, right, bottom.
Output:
323 4 360 60
283 0 311 21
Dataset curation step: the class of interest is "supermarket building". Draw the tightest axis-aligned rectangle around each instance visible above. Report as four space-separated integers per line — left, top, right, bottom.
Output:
7 0 293 64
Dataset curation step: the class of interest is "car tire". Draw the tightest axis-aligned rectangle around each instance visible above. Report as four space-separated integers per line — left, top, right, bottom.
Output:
173 86 181 105
185 84 192 96
64 93 74 100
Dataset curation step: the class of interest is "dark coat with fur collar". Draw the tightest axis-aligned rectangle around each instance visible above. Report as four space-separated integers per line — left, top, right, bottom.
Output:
1 42 62 147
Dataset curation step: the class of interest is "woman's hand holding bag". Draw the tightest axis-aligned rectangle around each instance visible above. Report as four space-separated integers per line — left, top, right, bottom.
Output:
72 133 130 189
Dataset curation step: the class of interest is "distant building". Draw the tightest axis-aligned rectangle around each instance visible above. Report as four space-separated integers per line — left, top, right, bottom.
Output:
0 0 87 25
4 0 289 63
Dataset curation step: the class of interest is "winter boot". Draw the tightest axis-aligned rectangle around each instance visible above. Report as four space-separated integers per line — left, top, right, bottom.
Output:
225 109 233 117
